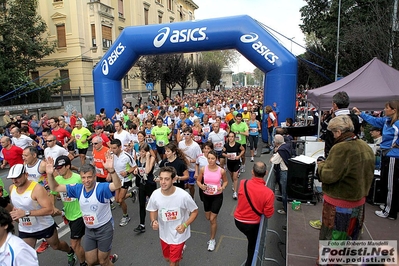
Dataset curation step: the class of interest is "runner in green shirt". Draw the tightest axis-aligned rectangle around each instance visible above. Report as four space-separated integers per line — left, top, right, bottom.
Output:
47 155 86 266
151 117 172 160
67 120 92 166
230 113 249 172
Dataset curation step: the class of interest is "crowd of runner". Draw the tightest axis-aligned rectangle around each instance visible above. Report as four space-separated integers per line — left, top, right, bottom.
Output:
0 86 287 266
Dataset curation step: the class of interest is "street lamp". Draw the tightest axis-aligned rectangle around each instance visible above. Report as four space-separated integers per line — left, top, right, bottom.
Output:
334 0 342 81
290 37 295 53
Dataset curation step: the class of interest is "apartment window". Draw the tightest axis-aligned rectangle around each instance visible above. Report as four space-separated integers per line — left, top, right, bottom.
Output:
53 0 63 2
60 70 70 91
123 75 129 89
91 24 96 47
56 24 66 48
144 8 149 25
31 71 40 86
102 25 112 48
118 0 124 18
179 5 183 20
167 0 172 10
188 11 193 21
158 15 162 24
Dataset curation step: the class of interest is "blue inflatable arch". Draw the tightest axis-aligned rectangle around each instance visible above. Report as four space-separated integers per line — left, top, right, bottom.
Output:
93 15 297 142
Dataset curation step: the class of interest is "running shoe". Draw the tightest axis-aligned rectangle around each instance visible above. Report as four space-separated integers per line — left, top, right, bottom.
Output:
109 254 119 263
134 224 146 233
119 215 131 226
36 240 50 253
254 149 257 156
67 252 77 266
277 209 286 215
110 202 116 210
232 192 237 200
309 219 322 230
241 165 245 173
207 239 216 251
379 204 386 211
375 210 395 220
129 188 138 203
250 157 254 162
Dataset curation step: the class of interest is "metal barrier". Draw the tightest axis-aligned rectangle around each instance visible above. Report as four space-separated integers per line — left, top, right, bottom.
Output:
240 164 283 266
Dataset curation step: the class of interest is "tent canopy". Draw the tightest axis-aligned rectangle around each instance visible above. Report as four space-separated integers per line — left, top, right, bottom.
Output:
307 57 399 111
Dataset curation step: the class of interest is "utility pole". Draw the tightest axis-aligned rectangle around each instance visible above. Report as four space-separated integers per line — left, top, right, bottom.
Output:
334 0 342 81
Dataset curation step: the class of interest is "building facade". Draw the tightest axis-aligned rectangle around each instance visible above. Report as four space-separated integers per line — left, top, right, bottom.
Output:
36 0 199 98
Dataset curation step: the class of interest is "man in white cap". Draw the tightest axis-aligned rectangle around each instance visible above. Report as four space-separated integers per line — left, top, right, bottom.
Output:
7 164 77 266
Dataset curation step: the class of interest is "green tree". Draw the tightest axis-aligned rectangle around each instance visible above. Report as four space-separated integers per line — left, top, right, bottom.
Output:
253 68 264 86
299 0 397 87
200 50 239 68
162 54 183 98
0 0 60 104
192 63 207 93
176 59 192 96
134 55 162 88
207 62 222 90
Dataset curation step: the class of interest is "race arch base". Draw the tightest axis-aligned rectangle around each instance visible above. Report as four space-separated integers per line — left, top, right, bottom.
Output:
93 15 297 142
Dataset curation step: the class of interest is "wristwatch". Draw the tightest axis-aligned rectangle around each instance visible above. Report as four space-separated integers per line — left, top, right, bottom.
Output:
25 210 31 216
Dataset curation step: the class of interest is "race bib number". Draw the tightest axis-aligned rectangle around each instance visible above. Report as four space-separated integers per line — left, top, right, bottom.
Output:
75 134 82 140
161 208 181 222
205 184 218 195
214 141 223 149
203 126 210 133
235 134 241 142
83 213 98 226
157 140 165 147
95 167 104 175
138 167 145 176
250 128 258 133
227 152 236 160
60 192 76 202
194 136 201 142
146 138 154 144
20 216 37 227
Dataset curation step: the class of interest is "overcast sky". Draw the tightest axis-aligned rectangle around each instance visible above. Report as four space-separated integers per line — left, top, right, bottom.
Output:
194 0 307 73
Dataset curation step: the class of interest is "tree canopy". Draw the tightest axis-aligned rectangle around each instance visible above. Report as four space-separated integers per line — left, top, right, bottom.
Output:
299 0 398 87
0 0 61 104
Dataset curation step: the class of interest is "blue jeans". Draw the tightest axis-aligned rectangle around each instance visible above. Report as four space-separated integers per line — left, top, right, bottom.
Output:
279 170 288 212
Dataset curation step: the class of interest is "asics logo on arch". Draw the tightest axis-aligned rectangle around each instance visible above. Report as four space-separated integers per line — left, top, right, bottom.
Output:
240 32 279 65
153 26 208 48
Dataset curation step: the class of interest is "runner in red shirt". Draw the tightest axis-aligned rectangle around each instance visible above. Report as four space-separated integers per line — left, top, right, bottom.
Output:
49 117 71 145
92 115 104 129
0 136 23 168
70 111 78 128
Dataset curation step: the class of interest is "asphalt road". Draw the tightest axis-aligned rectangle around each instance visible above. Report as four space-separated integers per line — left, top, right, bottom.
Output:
0 144 287 266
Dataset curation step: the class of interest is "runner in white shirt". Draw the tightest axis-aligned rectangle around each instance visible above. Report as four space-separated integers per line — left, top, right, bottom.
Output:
10 128 35 149
44 135 69 159
207 122 228 168
113 121 131 149
0 207 39 266
178 127 202 199
215 105 226 122
146 166 198 266
110 139 137 227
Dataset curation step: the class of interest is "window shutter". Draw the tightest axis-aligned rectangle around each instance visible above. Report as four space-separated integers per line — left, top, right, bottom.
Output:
57 24 66 47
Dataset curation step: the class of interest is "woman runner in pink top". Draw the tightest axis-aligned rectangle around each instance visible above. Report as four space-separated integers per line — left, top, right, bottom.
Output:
197 150 228 252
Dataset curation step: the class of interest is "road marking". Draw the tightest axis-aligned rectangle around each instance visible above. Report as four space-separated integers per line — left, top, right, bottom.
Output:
191 230 207 235
216 235 246 252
